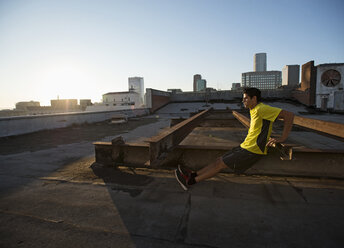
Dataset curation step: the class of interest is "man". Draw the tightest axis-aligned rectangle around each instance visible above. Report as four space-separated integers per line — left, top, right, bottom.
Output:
175 87 294 191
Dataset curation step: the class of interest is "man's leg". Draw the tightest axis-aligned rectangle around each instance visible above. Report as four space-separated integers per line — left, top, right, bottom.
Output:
195 157 227 183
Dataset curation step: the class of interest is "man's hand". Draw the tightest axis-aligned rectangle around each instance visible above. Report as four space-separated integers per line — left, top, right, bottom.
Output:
266 110 294 147
266 137 286 147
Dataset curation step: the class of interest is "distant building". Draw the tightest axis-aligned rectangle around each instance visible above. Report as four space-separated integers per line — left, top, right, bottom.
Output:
254 53 267 72
196 79 207 92
15 101 40 111
193 74 202 92
241 71 282 89
128 77 144 105
282 65 300 88
102 91 140 107
80 99 92 110
86 77 145 112
231 83 241 90
206 87 217 92
242 53 281 90
50 99 78 110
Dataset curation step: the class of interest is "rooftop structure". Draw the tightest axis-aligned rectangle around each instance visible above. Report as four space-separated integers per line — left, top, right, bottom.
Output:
293 61 344 112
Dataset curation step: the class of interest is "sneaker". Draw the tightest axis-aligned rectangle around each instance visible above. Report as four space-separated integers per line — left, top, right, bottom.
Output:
175 169 189 191
178 165 193 177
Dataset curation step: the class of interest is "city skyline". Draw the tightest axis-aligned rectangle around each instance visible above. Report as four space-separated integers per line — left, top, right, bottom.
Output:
1 0 344 109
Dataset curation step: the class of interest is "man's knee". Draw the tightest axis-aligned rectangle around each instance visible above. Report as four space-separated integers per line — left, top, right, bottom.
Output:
215 157 227 170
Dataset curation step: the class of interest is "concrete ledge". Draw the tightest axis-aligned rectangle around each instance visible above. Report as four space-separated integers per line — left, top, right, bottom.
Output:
0 108 149 137
94 141 344 179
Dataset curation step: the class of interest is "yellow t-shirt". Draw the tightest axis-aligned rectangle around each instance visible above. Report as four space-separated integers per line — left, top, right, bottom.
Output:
240 103 282 155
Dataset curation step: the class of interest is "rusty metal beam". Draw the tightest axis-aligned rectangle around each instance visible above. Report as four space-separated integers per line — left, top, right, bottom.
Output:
293 115 344 139
146 108 212 167
232 111 250 128
233 110 344 139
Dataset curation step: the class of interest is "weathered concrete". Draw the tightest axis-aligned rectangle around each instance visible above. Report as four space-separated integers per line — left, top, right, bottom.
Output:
1 161 344 248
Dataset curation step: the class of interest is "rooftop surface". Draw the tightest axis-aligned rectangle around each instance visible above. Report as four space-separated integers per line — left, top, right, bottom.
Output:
1 103 344 247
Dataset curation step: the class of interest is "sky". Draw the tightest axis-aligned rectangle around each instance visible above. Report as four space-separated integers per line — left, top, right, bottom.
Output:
0 0 343 109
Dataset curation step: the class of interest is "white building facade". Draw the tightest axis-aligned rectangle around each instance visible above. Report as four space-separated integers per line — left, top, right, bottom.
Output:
102 91 140 107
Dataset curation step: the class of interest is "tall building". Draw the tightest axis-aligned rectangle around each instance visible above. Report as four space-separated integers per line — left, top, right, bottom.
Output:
196 79 207 92
254 53 267 72
282 65 300 88
128 77 144 105
242 53 281 89
193 74 202 92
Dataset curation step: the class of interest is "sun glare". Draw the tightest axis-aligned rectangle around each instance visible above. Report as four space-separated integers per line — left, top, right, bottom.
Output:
39 61 93 102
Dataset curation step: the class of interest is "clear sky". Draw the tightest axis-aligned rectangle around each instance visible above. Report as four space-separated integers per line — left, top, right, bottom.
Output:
1 0 343 109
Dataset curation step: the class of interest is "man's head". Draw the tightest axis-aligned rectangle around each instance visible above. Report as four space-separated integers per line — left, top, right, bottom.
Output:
242 87 261 109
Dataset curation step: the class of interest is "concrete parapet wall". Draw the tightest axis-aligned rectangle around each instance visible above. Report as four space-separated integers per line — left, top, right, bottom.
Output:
0 108 149 137
146 88 293 113
292 89 313 106
170 89 293 102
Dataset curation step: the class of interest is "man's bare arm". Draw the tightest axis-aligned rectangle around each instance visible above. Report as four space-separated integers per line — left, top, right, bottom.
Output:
266 110 294 147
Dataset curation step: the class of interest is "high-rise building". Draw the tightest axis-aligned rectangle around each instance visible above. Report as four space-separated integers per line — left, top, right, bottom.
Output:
196 79 207 92
128 77 144 105
193 74 202 92
282 65 300 88
254 53 267 72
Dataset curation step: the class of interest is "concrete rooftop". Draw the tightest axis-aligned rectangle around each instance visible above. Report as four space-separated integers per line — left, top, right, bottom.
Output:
1 103 344 248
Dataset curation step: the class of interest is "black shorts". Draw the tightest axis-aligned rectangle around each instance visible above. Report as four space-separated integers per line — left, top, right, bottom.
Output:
221 146 263 174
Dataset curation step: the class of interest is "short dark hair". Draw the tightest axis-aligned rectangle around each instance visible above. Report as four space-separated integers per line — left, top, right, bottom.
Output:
243 87 261 102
